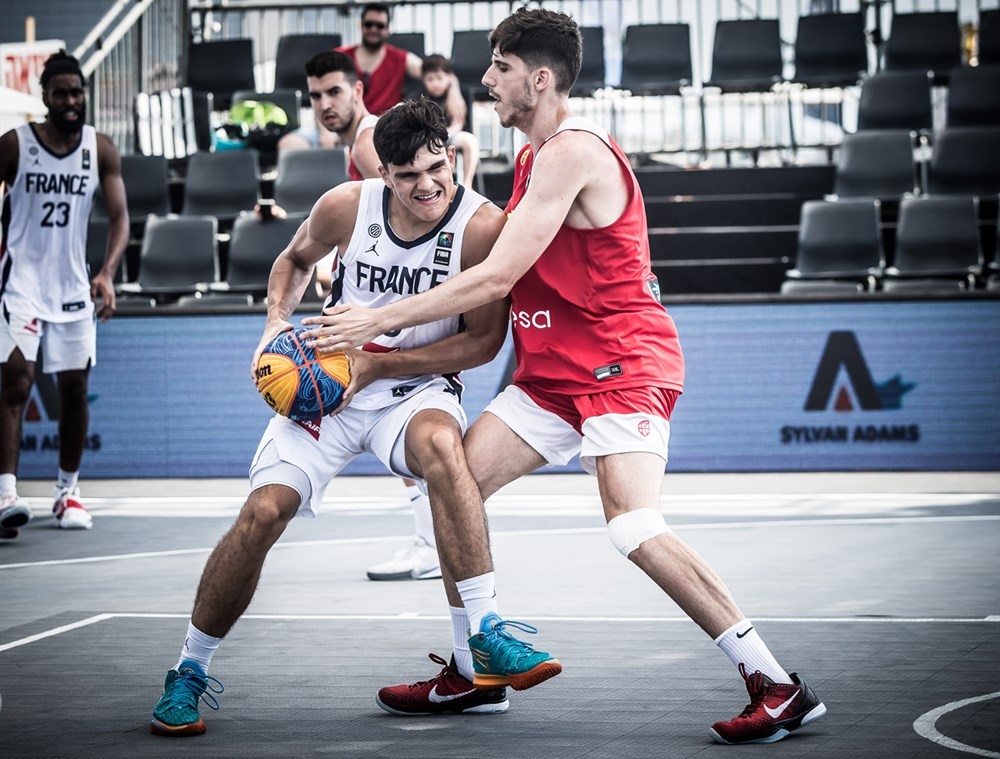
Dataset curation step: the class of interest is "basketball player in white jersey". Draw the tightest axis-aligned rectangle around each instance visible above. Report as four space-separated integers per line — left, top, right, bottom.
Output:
150 99 560 737
0 51 129 537
278 50 443 582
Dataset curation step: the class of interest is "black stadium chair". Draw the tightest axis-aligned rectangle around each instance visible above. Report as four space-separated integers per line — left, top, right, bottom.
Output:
832 130 917 199
856 70 932 132
701 18 786 159
945 66 1000 128
790 12 868 89
213 213 307 299
450 29 494 102
274 33 342 104
619 23 692 96
883 11 962 84
981 9 1000 66
119 215 220 301
782 198 885 294
273 147 349 215
882 196 982 292
571 26 606 97
181 150 260 222
185 39 256 111
787 12 869 149
926 127 1000 196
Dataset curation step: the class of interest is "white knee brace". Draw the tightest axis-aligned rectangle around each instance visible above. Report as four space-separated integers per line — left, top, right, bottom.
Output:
607 508 670 557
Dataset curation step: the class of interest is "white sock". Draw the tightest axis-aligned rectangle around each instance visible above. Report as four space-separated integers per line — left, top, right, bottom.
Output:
0 473 16 495
57 469 79 491
450 606 474 680
455 572 497 635
715 620 793 685
176 621 221 673
411 492 435 550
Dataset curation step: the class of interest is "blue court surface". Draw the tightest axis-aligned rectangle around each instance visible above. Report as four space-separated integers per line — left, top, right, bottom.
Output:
1 471 998 758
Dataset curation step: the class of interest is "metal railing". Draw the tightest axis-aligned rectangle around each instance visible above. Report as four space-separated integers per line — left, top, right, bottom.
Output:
77 0 1000 157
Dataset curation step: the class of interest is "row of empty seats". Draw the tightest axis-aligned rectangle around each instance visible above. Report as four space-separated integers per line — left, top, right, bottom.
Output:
783 196 999 294
186 10 1000 109
832 127 1000 199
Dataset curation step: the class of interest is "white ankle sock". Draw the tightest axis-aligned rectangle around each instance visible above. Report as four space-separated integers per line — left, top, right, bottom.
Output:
449 606 474 680
715 620 793 684
411 492 436 550
177 622 221 673
57 469 79 491
0 473 16 495
455 572 497 635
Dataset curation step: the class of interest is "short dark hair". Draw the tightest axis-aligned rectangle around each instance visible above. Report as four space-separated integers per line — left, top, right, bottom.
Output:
40 50 85 90
304 50 358 84
373 99 449 168
489 7 581 94
421 54 453 77
361 3 390 21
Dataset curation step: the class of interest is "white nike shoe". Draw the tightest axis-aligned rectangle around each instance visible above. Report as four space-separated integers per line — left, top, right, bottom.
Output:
366 536 442 581
52 486 93 530
1 491 33 538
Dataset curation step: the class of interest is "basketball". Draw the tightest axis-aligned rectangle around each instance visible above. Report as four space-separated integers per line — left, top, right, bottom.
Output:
255 328 351 421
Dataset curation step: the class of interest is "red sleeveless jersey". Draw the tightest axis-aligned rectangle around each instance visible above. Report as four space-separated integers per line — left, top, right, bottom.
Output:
504 118 685 395
337 44 408 116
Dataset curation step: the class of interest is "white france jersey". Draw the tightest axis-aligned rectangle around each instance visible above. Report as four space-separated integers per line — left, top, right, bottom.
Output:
1 123 99 322
323 177 491 410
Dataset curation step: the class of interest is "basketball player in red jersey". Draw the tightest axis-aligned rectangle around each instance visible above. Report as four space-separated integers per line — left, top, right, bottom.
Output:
337 2 464 119
307 8 826 745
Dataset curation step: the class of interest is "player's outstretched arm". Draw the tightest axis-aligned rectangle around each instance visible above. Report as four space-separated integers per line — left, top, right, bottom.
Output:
341 203 510 386
306 132 589 352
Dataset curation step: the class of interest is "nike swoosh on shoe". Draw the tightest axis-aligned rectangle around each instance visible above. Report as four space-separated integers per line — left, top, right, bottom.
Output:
764 693 800 719
428 685 478 703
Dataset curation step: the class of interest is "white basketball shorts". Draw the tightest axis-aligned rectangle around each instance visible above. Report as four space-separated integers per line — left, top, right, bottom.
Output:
249 377 467 517
483 383 677 475
0 307 96 373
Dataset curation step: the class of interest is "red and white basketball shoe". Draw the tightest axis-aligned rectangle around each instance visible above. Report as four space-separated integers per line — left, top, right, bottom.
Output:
376 653 509 716
53 486 93 530
710 663 826 744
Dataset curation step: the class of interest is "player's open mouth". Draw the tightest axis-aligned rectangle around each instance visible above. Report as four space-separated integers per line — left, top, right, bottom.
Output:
415 190 442 203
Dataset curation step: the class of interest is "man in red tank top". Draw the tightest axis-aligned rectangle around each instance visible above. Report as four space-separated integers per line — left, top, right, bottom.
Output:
337 3 467 122
309 9 825 744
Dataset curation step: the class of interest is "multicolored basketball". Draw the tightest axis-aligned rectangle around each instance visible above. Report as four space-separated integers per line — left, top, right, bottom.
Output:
255 328 351 421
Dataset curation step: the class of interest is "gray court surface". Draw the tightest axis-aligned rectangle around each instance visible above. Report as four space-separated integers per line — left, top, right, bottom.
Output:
1 471 998 759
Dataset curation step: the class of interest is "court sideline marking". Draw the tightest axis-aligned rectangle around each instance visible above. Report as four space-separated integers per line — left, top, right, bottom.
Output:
2 612 999 654
913 692 1000 759
1 513 998 571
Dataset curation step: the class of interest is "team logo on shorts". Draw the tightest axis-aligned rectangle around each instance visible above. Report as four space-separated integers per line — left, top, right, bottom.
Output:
637 419 650 437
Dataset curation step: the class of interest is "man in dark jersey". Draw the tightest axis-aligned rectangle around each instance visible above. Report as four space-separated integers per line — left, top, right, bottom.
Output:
307 7 827 746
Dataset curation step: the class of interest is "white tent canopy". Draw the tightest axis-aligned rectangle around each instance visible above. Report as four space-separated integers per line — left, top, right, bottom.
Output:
0 86 46 133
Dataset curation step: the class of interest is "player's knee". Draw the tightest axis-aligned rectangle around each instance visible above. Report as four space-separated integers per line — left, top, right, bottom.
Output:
607 508 670 558
413 425 465 477
1 379 32 408
242 486 298 538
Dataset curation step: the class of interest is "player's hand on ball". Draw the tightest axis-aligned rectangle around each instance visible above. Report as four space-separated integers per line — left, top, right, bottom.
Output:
301 304 384 353
251 322 293 385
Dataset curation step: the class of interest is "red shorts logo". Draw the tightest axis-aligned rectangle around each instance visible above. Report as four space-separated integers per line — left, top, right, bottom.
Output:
637 419 650 437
